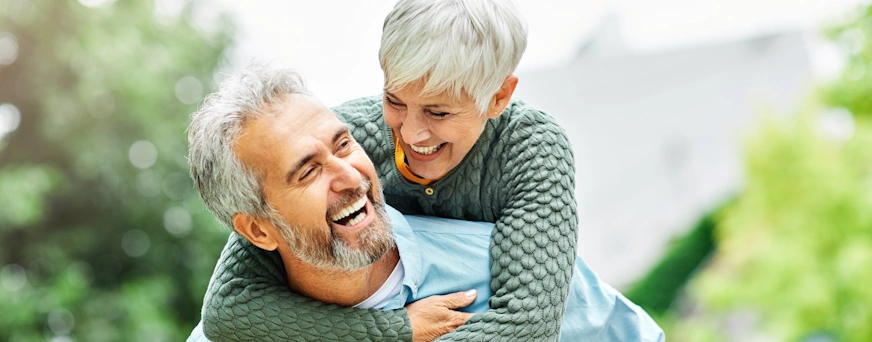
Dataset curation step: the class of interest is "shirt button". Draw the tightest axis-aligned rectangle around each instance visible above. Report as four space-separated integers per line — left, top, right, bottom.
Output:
425 187 434 195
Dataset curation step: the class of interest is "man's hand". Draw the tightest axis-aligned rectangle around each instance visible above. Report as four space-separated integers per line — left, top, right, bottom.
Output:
406 289 477 342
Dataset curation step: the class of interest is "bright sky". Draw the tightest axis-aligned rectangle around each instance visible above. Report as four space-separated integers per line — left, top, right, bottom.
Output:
211 0 868 106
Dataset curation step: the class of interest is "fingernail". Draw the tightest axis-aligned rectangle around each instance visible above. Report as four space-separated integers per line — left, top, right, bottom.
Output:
465 289 476 297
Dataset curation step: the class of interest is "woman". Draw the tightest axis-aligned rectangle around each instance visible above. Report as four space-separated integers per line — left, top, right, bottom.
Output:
202 0 578 340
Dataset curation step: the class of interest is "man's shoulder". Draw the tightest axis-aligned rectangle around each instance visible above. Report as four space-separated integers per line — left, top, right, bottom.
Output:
387 206 493 239
404 215 494 236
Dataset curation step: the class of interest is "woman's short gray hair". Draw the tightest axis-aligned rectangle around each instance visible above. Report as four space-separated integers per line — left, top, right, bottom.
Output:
379 0 528 114
187 64 310 230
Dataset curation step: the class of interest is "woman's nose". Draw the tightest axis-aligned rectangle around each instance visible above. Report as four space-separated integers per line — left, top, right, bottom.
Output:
400 112 431 144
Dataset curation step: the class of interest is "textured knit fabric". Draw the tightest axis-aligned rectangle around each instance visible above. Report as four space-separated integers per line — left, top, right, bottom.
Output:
190 207 664 342
201 95 579 341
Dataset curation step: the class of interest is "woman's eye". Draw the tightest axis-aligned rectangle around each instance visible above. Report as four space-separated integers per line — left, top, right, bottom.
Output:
384 96 402 107
428 111 449 118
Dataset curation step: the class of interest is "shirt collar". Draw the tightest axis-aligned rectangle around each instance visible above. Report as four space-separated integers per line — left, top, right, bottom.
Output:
385 205 421 297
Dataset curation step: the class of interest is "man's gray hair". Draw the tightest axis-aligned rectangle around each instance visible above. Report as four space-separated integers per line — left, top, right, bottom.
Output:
187 64 310 230
379 0 528 114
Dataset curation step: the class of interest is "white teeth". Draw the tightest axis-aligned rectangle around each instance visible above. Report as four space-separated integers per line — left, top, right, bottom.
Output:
330 196 367 223
410 143 443 155
346 212 365 226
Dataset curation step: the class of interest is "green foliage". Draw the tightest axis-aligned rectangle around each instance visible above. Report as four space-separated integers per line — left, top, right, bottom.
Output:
670 4 872 340
625 205 720 316
0 165 63 227
0 0 233 340
688 112 872 341
647 5 872 341
824 5 872 118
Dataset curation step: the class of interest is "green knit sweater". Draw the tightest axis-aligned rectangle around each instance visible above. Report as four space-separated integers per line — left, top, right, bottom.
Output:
201 96 579 341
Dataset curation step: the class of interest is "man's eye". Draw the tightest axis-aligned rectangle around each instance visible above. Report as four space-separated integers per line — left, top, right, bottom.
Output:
337 138 352 152
299 167 316 180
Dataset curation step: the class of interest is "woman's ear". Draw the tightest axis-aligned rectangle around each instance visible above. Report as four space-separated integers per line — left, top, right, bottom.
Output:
233 213 280 251
488 75 519 118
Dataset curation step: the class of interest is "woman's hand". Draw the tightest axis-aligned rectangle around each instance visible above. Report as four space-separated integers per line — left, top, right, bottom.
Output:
406 290 477 342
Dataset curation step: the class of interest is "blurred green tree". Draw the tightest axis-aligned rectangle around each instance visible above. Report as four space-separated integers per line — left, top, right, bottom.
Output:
824 5 872 118
690 112 872 341
624 206 718 316
0 0 232 340
673 5 872 341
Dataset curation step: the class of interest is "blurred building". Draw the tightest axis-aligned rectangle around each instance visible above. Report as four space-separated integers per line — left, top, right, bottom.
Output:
515 20 812 287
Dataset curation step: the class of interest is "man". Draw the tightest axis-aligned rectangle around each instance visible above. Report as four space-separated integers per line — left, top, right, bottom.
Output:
186 65 664 341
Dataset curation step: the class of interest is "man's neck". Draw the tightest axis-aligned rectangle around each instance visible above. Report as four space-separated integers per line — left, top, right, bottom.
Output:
278 247 401 307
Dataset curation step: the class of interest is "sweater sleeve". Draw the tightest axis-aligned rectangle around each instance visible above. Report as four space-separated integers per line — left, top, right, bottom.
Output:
435 111 579 341
201 233 414 342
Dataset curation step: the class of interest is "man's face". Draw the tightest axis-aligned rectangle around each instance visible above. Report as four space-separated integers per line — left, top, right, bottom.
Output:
234 94 393 271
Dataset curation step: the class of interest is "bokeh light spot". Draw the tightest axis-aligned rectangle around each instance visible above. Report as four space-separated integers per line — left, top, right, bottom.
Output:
175 76 204 105
818 107 855 142
163 206 192 237
0 103 22 137
77 0 116 8
47 308 75 335
0 33 19 66
122 229 150 257
136 170 163 197
840 28 867 56
128 140 158 169
1 264 27 291
154 0 186 22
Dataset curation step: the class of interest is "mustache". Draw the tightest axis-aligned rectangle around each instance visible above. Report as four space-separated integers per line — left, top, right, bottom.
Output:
326 178 372 219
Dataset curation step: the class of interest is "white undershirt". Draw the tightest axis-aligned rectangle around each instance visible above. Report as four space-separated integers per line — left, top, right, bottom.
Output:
353 260 405 309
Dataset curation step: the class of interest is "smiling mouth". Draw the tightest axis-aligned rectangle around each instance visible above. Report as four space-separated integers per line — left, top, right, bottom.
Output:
409 143 446 155
330 195 368 226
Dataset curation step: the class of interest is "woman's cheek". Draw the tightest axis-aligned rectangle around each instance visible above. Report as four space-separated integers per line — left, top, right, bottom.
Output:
382 106 402 129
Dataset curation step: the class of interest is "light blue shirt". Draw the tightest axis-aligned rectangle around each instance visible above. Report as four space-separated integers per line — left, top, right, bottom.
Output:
189 206 664 341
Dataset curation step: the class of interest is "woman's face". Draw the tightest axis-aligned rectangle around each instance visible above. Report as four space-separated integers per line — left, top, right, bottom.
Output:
383 82 502 180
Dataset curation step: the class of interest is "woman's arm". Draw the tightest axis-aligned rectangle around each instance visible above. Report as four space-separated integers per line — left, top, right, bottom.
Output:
434 112 579 341
201 233 415 342
199 95 478 342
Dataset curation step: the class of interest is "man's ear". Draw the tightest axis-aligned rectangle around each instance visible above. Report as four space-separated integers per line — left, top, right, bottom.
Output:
232 213 280 251
487 75 519 119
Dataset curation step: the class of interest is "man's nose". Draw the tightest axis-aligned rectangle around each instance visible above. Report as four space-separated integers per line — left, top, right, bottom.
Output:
399 112 431 144
329 156 363 192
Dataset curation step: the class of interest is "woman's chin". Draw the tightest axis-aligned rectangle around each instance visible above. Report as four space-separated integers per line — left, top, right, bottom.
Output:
408 162 447 180
406 145 452 179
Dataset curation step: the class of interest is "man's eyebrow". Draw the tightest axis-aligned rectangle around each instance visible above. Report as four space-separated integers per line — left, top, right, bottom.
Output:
286 153 316 185
332 125 350 145
384 90 449 109
285 125 351 184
